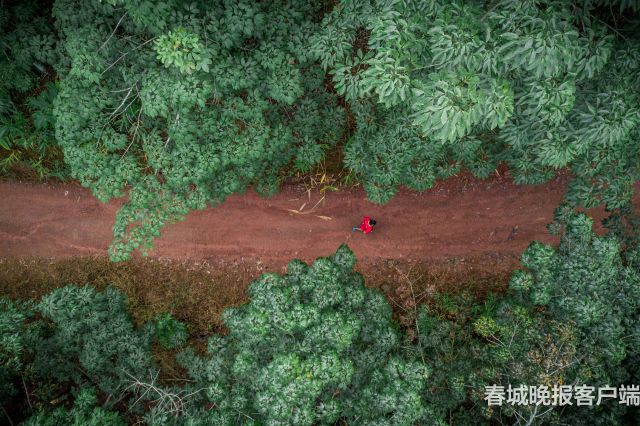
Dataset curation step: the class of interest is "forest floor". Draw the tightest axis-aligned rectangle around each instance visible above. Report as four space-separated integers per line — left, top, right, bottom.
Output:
0 170 622 335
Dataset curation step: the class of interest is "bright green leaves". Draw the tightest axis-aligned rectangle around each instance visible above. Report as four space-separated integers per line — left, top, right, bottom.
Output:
535 126 581 168
411 72 485 142
574 91 640 149
502 75 581 170
318 0 640 210
427 0 489 73
310 24 354 71
490 1 581 79
109 177 190 261
481 78 514 130
178 244 431 424
154 27 211 74
330 49 372 102
362 52 412 107
518 77 576 125
140 69 212 119
253 352 354 424
429 23 486 71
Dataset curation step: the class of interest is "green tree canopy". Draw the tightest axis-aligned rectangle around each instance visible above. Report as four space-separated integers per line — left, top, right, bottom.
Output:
2 224 640 424
416 211 640 424
176 244 435 425
50 0 343 260
3 0 637 259
316 0 640 205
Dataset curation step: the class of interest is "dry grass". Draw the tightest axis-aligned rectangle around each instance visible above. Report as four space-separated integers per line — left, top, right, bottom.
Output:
0 257 249 337
0 254 515 334
357 255 515 327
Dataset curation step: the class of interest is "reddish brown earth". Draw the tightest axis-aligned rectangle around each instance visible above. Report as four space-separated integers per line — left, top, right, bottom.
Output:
0 172 620 268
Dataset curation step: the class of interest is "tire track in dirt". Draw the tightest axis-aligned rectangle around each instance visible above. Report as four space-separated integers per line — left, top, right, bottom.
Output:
0 174 624 267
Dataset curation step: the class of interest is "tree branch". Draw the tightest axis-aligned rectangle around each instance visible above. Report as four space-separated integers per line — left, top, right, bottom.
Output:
99 12 128 51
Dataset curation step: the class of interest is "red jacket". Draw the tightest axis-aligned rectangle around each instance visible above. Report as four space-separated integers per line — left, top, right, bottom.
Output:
359 216 373 234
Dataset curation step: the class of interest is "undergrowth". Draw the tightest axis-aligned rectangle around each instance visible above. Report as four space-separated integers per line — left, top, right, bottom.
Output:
0 255 513 335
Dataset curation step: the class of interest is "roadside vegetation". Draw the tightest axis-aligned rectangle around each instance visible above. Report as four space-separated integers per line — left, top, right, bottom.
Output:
2 1 640 424
2 213 639 424
2 0 639 260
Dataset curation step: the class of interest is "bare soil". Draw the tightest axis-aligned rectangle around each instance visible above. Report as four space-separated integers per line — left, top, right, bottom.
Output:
0 171 615 267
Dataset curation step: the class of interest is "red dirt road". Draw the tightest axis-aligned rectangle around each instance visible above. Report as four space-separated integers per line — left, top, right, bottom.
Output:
0 174 618 265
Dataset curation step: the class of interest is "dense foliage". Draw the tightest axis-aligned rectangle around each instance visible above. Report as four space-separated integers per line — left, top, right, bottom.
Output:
2 0 638 259
49 0 343 260
2 223 639 424
316 0 640 205
417 211 640 424
175 244 433 424
0 3 67 178
0 284 156 423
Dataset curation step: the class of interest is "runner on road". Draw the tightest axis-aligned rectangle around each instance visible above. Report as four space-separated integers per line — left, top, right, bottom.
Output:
352 216 376 234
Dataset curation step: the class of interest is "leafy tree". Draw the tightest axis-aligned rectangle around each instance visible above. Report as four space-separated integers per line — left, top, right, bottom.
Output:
0 2 66 178
51 0 343 260
2 0 640 261
415 211 640 425
176 244 437 425
0 285 159 424
23 387 125 426
33 285 156 398
0 299 38 404
315 0 640 206
508 212 640 424
154 313 188 350
2 234 640 424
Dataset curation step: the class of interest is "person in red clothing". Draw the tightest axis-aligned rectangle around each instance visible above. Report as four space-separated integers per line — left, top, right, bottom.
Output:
352 216 377 234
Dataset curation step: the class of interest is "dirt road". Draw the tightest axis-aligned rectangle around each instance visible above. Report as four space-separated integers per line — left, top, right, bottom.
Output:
0 173 616 265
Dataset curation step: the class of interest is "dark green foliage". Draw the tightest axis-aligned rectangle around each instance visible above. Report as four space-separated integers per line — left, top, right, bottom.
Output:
154 313 188 350
415 212 640 424
23 387 125 426
514 213 640 385
0 0 67 179
34 285 155 397
2 234 640 424
0 1 58 94
602 201 640 256
3 0 638 259
0 1 66 178
417 292 583 425
50 0 343 261
177 244 435 425
0 299 37 403
0 285 159 424
316 0 640 206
